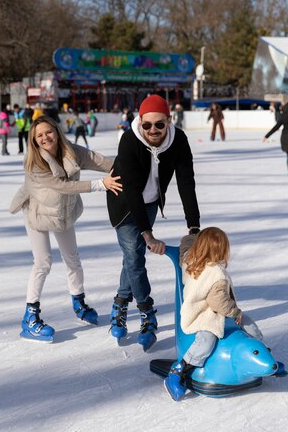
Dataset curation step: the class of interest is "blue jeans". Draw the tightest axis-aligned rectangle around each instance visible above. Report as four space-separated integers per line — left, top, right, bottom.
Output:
115 201 158 305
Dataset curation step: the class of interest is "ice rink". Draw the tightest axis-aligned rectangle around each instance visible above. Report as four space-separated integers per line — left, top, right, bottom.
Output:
1 127 288 432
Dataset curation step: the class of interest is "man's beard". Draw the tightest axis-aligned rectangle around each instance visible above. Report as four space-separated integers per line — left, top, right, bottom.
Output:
146 133 165 147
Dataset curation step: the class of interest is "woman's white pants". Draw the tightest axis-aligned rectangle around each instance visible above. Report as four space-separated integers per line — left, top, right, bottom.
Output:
24 218 84 303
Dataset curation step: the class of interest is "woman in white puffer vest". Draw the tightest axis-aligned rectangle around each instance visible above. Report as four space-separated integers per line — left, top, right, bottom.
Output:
9 115 122 343
165 227 263 401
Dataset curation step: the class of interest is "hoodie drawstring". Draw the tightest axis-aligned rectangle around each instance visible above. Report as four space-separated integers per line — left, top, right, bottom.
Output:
146 146 160 164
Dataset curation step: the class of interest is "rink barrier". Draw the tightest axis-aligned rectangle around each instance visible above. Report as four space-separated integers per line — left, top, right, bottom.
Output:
7 111 277 137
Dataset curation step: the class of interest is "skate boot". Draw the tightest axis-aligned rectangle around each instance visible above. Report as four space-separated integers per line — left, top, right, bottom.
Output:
72 293 98 325
109 297 128 343
20 302 55 343
164 360 192 401
137 303 158 352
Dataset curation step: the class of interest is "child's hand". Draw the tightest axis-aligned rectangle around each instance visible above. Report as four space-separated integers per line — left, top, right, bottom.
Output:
179 232 198 266
235 310 243 325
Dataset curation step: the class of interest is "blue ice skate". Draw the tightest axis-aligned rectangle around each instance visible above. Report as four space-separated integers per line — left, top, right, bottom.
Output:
137 305 158 352
72 293 98 325
109 298 128 343
20 302 55 343
164 360 188 401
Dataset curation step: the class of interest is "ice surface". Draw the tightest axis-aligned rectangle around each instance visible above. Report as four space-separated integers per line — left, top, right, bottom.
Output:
1 128 287 432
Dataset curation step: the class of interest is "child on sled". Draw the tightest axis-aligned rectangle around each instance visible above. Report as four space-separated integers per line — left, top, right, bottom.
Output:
165 227 286 401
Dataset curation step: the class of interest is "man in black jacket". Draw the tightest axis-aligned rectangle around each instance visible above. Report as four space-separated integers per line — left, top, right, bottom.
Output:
107 94 200 351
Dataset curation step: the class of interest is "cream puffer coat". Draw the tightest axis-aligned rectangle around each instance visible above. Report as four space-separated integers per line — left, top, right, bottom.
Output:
9 143 113 232
181 263 240 339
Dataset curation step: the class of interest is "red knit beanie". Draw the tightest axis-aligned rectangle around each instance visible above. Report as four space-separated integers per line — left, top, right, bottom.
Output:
139 95 170 117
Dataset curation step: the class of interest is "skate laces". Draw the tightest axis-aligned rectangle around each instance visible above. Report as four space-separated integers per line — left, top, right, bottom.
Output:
139 309 158 333
110 304 128 329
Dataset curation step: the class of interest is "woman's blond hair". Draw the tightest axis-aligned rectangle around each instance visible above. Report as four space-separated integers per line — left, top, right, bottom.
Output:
183 227 230 279
25 115 76 173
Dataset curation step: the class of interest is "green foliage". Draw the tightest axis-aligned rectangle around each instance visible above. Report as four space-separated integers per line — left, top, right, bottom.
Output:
89 14 152 51
213 0 259 88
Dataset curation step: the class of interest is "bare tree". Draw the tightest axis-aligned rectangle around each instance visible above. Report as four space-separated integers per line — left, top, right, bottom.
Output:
0 0 287 98
0 0 85 83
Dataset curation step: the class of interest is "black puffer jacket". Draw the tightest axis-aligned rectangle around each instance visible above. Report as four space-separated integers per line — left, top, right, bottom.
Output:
265 103 288 152
106 127 200 233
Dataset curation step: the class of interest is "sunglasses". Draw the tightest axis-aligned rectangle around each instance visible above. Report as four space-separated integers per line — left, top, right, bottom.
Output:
141 121 166 130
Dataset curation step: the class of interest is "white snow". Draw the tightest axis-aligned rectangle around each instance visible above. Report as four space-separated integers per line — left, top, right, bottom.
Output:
1 128 288 432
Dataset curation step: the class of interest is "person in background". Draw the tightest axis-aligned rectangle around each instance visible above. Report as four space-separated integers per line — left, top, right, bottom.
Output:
0 109 11 155
44 104 60 123
66 108 74 134
84 112 92 137
107 94 200 351
173 103 184 129
117 113 130 143
269 101 282 123
72 111 89 149
123 107 134 127
112 104 120 113
62 103 69 113
13 104 30 154
207 103 225 141
9 115 122 343
32 103 44 121
23 104 34 142
277 103 284 122
263 102 288 174
5 104 13 115
89 110 98 137
164 227 286 401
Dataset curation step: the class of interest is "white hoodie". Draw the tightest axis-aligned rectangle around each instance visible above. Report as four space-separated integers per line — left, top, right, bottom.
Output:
131 115 175 203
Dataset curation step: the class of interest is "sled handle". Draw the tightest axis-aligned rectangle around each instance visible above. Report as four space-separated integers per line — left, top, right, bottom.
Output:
165 246 184 305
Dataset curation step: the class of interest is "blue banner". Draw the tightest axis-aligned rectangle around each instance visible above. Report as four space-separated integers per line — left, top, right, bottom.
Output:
53 48 194 75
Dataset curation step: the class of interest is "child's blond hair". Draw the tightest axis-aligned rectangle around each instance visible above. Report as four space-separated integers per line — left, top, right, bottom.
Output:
184 227 230 279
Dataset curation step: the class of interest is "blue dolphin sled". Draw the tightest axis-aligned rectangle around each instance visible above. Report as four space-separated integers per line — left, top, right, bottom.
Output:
150 246 285 397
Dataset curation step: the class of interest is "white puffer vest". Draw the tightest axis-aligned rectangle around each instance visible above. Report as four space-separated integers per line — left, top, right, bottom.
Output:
181 263 233 338
9 148 91 231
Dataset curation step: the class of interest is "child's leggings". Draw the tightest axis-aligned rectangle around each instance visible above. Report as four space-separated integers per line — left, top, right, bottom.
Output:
183 313 263 367
183 331 217 367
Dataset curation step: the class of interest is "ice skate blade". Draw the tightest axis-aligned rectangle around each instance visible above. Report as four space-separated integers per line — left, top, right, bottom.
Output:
76 318 98 326
116 335 129 346
139 341 156 352
138 334 157 352
20 331 54 344
164 379 185 402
